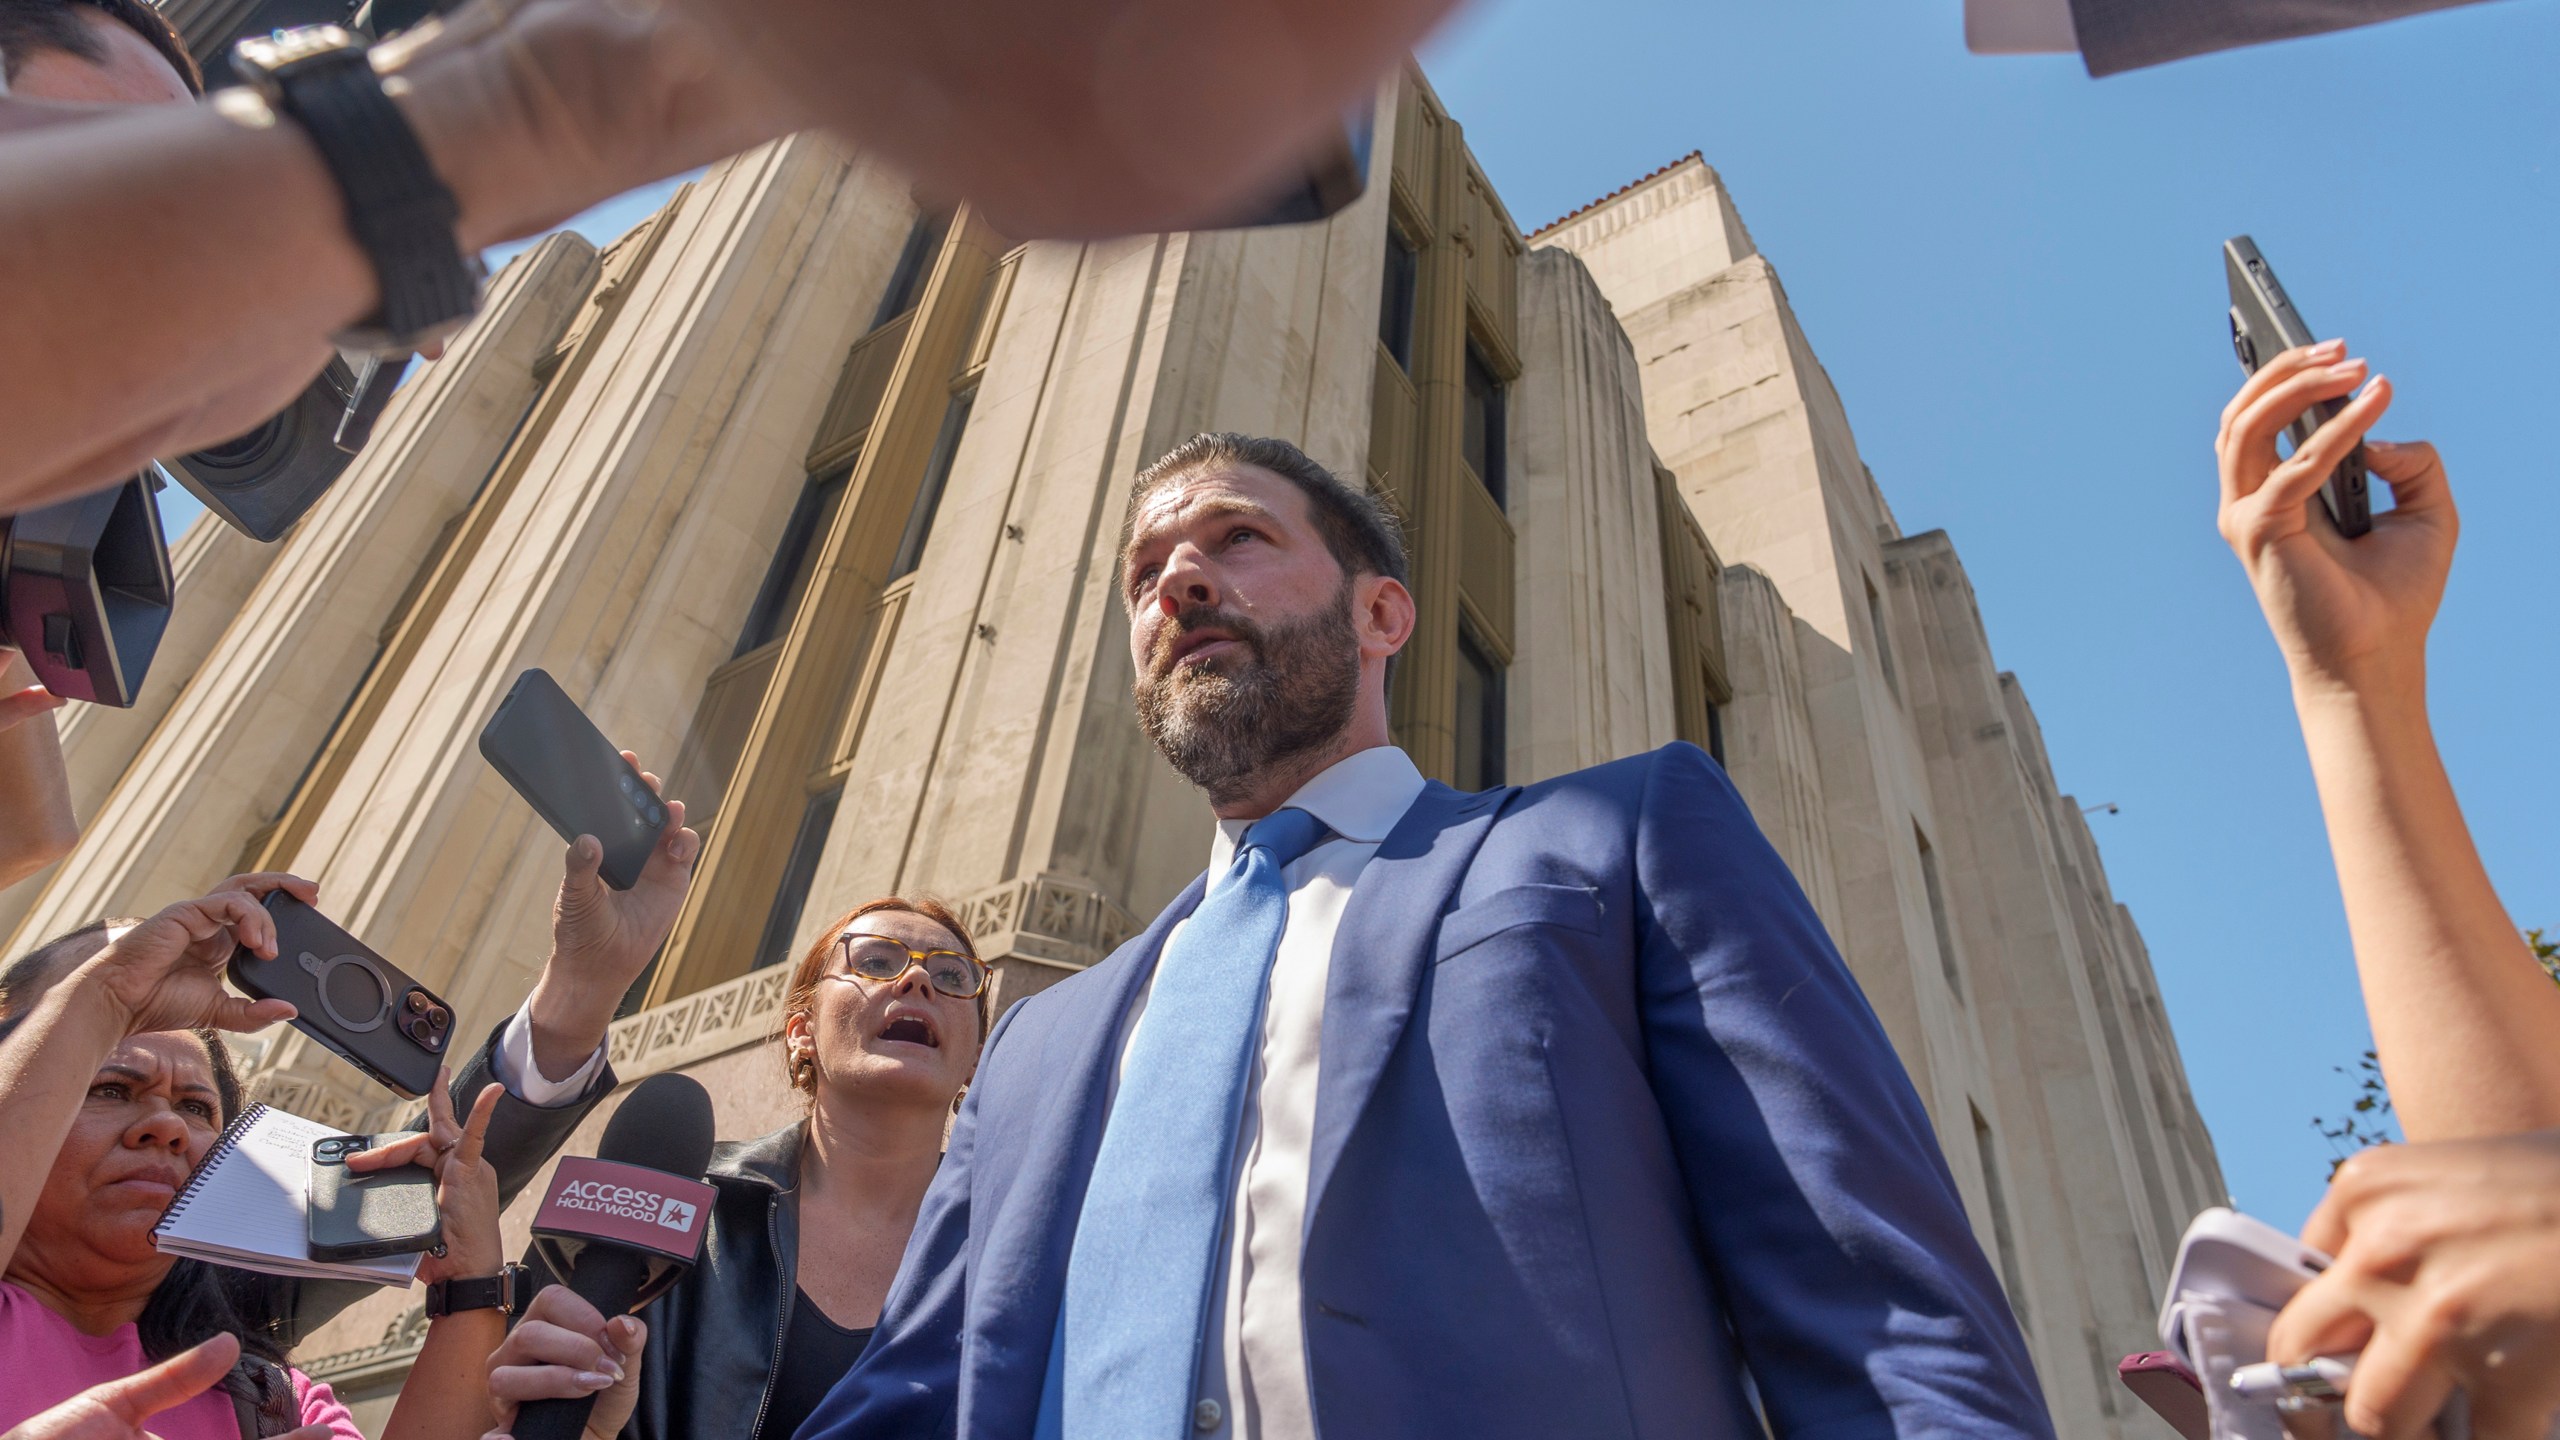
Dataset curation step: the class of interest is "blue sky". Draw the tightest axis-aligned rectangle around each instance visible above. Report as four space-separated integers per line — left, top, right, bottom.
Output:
156 0 2553 1234
1420 0 2558 1232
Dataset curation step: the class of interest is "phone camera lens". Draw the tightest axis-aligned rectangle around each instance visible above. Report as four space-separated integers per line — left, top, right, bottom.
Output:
405 990 431 1014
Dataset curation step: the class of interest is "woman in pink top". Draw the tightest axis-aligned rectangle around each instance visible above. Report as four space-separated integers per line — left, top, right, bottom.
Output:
0 875 558 1440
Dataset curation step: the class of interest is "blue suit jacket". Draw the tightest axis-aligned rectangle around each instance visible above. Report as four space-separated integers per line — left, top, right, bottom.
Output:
801 744 2054 1439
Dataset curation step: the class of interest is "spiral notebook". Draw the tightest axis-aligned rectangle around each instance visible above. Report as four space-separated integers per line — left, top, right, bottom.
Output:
151 1103 420 1287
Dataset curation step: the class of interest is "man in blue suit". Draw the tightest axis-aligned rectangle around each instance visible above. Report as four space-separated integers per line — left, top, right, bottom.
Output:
800 433 2053 1440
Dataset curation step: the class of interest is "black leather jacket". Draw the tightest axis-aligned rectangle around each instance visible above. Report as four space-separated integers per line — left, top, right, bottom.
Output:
612 1121 811 1440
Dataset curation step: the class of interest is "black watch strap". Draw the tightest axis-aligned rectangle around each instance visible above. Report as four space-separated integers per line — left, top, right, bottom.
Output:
232 27 482 352
426 1261 530 1320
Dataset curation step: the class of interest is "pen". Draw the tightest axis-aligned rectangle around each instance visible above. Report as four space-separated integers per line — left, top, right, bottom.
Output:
2229 1356 2352 1402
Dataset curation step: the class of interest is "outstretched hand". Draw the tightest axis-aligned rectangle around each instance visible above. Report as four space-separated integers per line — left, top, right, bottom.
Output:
0 1335 332 1440
2215 340 2456 699
79 873 318 1038
349 1072 504 1284
526 753 698 1080
2268 1132 2560 1440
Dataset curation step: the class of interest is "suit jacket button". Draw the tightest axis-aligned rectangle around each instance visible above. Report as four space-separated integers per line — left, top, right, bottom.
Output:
1193 1398 1224 1432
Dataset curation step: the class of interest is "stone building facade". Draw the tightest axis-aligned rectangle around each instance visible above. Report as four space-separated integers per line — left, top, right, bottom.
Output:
6 72 2218 1437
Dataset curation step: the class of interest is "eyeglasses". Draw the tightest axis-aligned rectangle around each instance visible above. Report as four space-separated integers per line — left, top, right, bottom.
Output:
826 934 988 1000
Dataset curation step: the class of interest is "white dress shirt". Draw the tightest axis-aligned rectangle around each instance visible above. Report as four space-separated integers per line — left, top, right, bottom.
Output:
1114 745 1428 1440
491 999 610 1106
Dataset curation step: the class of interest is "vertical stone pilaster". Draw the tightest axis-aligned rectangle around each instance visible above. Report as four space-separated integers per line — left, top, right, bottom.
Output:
1507 248 1679 781
244 137 906 1115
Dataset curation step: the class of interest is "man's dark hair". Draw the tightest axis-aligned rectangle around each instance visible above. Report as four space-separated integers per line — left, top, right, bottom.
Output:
1119 433 1410 602
0 0 203 95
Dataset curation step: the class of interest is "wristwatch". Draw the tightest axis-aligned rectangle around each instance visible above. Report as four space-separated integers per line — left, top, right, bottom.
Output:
425 1261 531 1320
227 25 486 354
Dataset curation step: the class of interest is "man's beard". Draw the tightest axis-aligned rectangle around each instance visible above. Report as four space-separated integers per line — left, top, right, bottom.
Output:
1134 586 1361 806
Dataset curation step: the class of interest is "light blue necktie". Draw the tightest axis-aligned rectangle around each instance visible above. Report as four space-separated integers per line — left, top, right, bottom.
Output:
1036 807 1332 1440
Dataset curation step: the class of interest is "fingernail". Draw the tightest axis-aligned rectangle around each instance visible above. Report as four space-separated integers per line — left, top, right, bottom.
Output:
576 1372 615 1389
2310 338 2345 357
2328 359 2365 377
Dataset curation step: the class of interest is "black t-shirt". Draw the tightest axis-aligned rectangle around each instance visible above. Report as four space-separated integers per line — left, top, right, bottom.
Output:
761 1287 875 1440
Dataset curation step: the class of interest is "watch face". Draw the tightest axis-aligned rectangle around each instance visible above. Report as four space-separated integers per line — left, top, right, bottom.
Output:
232 24 364 82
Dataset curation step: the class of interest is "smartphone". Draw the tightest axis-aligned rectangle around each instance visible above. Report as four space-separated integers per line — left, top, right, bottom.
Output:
2224 235 2374 538
228 894 455 1099
308 1132 442 1262
478 669 669 891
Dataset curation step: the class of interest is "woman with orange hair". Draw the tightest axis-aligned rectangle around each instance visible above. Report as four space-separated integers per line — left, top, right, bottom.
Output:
522 897 987 1440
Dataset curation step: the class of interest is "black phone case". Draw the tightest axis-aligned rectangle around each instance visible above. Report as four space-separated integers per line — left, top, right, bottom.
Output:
2223 235 2373 538
308 1132 442 1261
227 894 454 1099
477 668 668 891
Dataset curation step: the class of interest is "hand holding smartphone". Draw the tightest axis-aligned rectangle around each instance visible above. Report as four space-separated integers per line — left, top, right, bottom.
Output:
2224 236 2374 538
479 669 671 891
227 893 455 1099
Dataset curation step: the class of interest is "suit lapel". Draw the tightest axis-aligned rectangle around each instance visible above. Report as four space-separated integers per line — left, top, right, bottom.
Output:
1304 782 1506 1236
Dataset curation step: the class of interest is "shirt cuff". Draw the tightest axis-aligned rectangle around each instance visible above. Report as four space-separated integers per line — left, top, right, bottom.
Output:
491 1001 607 1109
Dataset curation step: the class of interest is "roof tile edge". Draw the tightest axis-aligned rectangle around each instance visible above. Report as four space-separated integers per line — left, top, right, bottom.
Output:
1527 150 1709 241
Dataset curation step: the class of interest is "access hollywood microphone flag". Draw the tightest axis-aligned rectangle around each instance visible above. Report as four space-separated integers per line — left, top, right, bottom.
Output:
515 1072 716 1440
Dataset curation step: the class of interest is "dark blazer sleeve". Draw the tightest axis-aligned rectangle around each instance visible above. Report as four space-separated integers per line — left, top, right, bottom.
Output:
276 1017 617 1347
1630 743 2054 1438
2071 0 2493 74
794 1000 1021 1440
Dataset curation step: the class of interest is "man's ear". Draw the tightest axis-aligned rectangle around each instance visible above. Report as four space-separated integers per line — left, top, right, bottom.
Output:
1355 574 1416 661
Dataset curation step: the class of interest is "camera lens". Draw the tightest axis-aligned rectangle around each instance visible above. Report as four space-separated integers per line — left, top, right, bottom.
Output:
405 990 431 1014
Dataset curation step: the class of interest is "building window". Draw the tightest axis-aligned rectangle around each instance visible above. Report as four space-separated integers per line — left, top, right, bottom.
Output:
753 786 844 972
871 210 952 330
1703 687 1726 766
1378 228 1419 371
1971 1102 2030 1329
1462 343 1507 508
1916 822 1962 1003
889 388 976 581
1453 626 1506 791
1864 572 1899 698
735 469 850 656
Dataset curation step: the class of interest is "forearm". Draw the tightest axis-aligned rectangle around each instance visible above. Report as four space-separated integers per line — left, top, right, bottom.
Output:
0 98 372 512
2294 678 2560 1137
380 1309 508 1440
523 968 623 1084
0 654 75 889
0 0 745 514
0 973 129 1263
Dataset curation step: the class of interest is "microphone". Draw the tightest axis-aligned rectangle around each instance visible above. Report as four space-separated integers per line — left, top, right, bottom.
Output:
512 1073 717 1440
